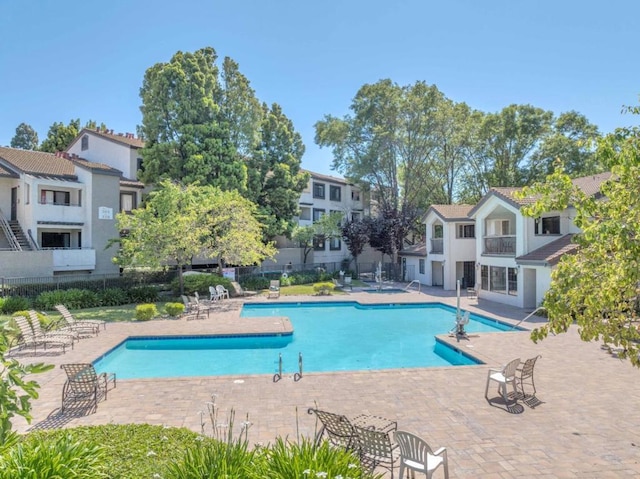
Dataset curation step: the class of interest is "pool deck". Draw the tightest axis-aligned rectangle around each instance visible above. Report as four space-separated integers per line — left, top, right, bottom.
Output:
11 286 640 478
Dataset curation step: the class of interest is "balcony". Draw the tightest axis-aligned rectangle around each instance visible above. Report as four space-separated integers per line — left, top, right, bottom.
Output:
430 238 443 254
35 203 85 224
483 236 516 255
52 248 96 271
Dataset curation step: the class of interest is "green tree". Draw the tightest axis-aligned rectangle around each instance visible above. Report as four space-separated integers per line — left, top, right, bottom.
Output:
115 181 274 293
341 218 369 272
39 119 81 153
0 327 53 446
519 125 640 367
530 111 602 178
10 123 39 150
291 212 343 264
291 225 316 264
138 47 247 191
247 103 309 239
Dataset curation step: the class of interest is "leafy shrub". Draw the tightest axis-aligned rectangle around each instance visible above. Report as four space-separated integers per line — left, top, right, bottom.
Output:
21 424 214 479
240 275 270 291
165 302 185 317
97 288 128 307
0 296 30 314
165 440 256 478
171 273 233 296
34 289 100 310
256 437 372 478
0 434 107 479
313 282 335 295
128 285 159 303
135 303 158 321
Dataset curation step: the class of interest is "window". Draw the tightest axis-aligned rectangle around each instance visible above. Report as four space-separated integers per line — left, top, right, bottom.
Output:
313 182 325 199
329 237 341 250
535 216 560 235
41 232 70 249
313 235 325 251
480 265 488 290
136 158 144 174
490 266 506 294
351 212 360 221
299 207 311 221
457 224 475 238
81 135 89 151
120 192 137 213
25 184 30 205
312 208 325 222
419 259 425 274
433 224 443 239
351 190 360 201
508 267 518 295
40 190 71 205
329 185 341 201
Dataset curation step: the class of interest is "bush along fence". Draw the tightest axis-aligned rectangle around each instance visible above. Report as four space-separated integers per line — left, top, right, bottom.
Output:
0 270 177 299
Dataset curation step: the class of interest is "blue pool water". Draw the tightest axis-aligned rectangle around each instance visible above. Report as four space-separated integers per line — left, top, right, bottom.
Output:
94 302 516 379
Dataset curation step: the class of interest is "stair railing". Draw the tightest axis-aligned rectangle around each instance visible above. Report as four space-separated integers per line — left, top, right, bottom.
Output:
27 229 39 250
0 208 21 251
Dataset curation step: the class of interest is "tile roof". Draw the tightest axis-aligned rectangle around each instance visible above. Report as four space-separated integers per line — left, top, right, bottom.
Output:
0 146 76 178
399 242 426 257
427 204 474 221
516 234 578 266
0 162 18 178
301 169 354 186
120 178 145 188
71 157 122 176
572 172 612 197
75 128 145 149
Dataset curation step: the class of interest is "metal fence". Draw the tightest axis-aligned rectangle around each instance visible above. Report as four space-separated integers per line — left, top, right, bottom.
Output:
236 261 410 282
0 270 178 298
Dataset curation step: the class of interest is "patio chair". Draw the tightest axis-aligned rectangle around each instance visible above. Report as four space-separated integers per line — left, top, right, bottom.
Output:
307 408 397 450
268 280 280 299
193 292 211 319
13 315 69 354
230 281 257 297
354 425 399 478
216 284 230 300
60 363 116 414
54 304 104 333
516 355 541 397
485 357 520 404
27 313 76 351
394 430 449 479
209 286 221 302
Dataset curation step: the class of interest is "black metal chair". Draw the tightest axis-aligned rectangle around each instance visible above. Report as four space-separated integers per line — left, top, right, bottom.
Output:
354 424 399 478
516 355 541 398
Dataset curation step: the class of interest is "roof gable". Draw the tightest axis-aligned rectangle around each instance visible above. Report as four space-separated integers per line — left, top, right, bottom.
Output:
68 128 145 150
424 204 474 223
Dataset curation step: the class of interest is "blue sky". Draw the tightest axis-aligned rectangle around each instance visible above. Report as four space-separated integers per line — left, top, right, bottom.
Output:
1 0 638 176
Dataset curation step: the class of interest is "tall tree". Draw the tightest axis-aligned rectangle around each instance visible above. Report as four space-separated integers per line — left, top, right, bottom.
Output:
10 123 39 150
341 218 369 272
291 211 344 264
115 181 274 294
247 103 309 239
529 111 602 178
477 104 554 189
138 47 247 191
39 119 81 153
519 124 640 367
315 80 446 257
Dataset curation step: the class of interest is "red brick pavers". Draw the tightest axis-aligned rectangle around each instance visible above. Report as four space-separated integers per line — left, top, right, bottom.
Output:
12 289 640 478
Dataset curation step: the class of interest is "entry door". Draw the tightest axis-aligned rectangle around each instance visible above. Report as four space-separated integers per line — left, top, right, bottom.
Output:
462 261 475 288
10 187 18 220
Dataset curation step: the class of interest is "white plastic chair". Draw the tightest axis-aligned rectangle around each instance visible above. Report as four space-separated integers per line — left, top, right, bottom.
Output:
209 286 220 302
485 357 521 404
394 430 449 479
216 284 230 300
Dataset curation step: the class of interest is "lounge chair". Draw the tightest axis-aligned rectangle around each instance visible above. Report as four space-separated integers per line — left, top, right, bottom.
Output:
485 357 521 405
268 280 280 299
192 292 211 319
216 284 230 300
14 315 71 354
354 425 399 478
54 304 104 333
307 407 397 450
230 281 257 297
394 430 449 479
60 363 116 414
516 355 541 398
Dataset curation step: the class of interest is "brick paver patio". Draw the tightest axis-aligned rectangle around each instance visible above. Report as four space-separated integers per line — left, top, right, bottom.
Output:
12 287 640 478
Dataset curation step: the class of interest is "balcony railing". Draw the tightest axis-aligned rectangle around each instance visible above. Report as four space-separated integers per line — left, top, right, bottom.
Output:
430 238 443 254
483 236 516 255
52 248 96 272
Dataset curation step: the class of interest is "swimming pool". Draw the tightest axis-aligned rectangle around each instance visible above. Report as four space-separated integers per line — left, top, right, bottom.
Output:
94 302 517 379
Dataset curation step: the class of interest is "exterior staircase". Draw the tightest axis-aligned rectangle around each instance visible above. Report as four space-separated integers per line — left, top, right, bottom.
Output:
8 221 33 251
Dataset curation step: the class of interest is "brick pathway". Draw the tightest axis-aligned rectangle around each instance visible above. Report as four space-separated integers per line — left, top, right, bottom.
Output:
11 288 640 478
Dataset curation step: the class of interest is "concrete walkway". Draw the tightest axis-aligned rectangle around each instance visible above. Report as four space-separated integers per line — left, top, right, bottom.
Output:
11 287 640 478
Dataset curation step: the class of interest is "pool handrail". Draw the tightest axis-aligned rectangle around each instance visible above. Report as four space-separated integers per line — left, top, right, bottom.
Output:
404 280 421 293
